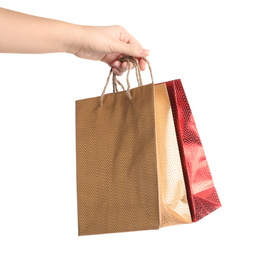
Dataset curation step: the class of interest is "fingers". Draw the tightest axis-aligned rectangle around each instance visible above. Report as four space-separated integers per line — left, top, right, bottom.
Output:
114 26 150 59
112 60 134 76
119 29 148 71
112 57 148 76
115 41 149 59
103 26 150 75
138 58 146 71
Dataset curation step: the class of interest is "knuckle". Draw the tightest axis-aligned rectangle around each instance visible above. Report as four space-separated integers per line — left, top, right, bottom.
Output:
128 44 140 54
127 44 136 52
114 24 124 30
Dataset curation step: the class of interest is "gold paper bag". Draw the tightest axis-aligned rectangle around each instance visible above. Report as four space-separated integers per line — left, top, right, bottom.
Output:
154 83 192 227
76 56 191 236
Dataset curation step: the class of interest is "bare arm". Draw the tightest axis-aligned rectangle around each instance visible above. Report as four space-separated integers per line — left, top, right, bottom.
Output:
0 7 150 75
0 7 78 54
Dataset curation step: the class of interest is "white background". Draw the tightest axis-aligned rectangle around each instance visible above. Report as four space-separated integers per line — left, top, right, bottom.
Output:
0 1 270 259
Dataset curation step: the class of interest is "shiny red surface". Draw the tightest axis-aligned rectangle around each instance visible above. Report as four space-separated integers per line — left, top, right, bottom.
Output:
158 79 221 222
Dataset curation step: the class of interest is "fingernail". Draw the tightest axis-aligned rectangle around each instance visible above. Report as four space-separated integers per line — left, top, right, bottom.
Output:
140 49 150 56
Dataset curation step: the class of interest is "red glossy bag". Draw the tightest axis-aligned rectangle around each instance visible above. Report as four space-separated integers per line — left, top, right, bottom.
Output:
158 79 221 222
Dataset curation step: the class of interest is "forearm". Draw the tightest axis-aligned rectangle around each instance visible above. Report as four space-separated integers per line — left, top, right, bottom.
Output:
0 7 149 73
0 7 82 54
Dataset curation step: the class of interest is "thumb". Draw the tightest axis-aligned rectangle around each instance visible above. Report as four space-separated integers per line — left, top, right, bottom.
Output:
113 41 150 57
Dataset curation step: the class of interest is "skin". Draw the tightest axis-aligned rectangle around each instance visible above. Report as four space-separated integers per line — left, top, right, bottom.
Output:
0 7 150 76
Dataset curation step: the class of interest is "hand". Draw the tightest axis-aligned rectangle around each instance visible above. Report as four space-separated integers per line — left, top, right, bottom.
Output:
0 8 149 76
67 25 150 76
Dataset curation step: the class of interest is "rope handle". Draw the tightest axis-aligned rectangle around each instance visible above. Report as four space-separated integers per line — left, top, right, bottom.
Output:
113 56 143 93
99 56 154 107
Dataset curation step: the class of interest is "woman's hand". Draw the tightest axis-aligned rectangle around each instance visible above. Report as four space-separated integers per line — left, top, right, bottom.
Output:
0 8 150 76
66 25 150 76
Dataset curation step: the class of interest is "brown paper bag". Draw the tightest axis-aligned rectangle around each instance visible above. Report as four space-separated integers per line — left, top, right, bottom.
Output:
76 56 191 236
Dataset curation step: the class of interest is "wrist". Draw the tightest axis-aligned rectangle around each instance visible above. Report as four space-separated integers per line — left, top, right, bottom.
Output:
64 23 86 55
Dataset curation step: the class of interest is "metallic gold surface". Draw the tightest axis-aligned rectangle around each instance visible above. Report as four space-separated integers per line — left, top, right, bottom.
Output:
154 84 192 227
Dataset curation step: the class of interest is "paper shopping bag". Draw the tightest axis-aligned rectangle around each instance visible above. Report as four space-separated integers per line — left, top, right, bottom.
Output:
161 79 222 222
76 56 191 236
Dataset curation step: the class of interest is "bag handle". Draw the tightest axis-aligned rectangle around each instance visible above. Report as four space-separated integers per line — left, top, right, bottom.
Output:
99 56 154 107
113 56 143 93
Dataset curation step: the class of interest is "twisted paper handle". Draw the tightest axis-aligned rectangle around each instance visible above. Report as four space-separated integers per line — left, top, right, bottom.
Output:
99 56 154 107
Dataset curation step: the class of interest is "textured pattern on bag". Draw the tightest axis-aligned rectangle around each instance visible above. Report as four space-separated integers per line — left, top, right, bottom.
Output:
76 84 160 235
